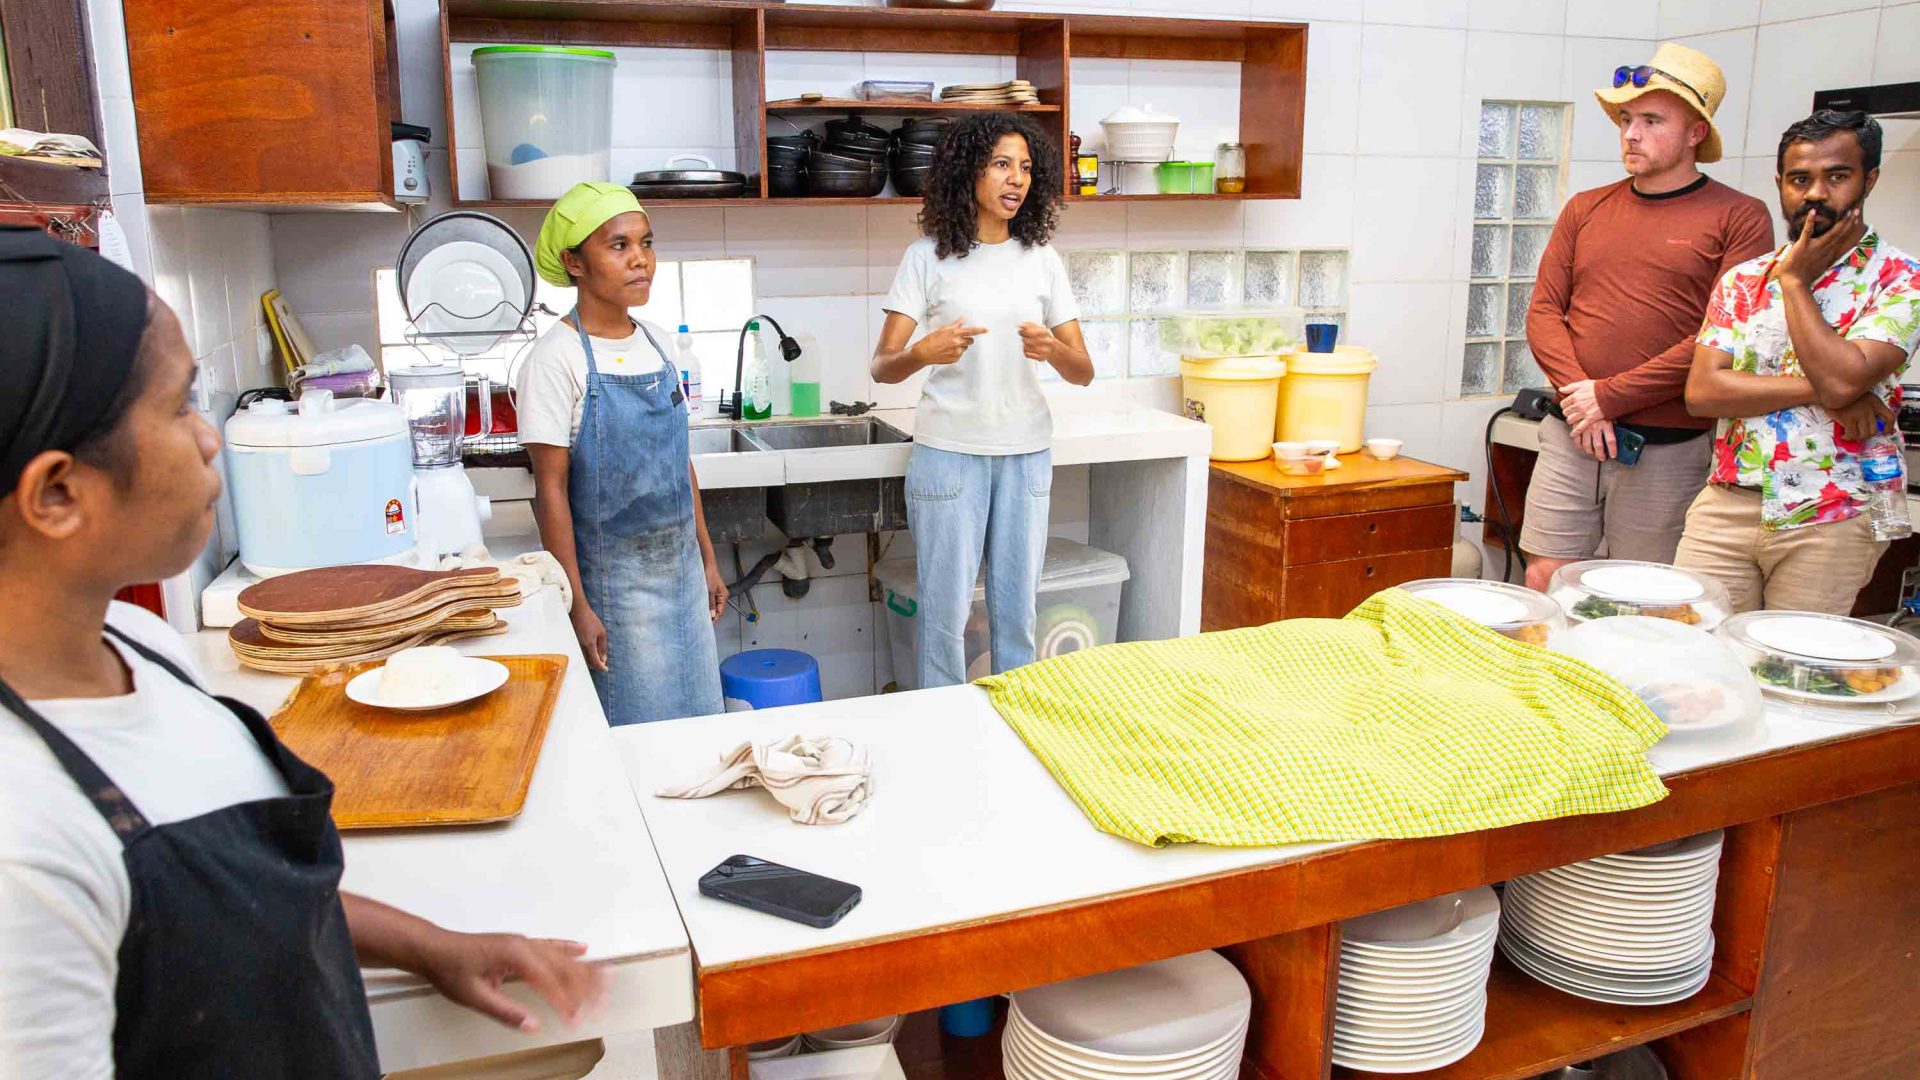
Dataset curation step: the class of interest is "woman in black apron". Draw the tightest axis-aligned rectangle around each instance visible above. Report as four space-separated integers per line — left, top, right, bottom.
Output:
0 226 602 1076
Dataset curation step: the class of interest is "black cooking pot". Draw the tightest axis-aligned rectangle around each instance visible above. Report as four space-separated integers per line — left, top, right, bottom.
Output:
890 163 932 197
825 114 890 143
768 164 806 198
811 146 885 171
807 166 885 198
825 133 890 159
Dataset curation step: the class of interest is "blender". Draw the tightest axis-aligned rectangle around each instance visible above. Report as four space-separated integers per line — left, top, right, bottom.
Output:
388 363 493 561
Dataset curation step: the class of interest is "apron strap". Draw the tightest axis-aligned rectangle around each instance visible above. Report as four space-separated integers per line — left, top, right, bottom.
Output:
569 307 599 378
0 635 154 839
636 321 677 379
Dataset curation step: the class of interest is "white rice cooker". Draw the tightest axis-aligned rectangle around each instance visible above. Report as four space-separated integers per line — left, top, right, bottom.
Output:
224 391 418 577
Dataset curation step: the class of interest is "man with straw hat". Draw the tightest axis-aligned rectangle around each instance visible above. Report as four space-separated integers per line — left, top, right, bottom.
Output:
1517 43 1773 592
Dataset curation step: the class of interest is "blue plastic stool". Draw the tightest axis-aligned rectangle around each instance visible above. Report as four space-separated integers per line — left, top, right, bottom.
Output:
939 997 997 1038
720 649 823 711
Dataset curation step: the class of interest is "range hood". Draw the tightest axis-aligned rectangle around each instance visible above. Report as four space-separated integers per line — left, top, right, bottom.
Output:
1814 80 1920 119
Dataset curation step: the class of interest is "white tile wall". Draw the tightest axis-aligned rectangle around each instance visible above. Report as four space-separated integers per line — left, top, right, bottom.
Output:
1745 9 1880 156
1877 4 1920 84
1566 0 1659 39
1657 0 1764 38
1358 24 1469 155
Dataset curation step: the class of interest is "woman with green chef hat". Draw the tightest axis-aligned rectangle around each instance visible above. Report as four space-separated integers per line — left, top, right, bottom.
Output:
515 182 728 725
0 226 602 1076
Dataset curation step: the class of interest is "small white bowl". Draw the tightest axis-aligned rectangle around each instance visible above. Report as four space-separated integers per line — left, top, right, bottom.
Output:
1271 441 1306 458
1366 438 1404 461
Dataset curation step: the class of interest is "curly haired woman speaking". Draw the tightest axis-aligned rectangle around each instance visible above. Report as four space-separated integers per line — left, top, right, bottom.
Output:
873 113 1093 689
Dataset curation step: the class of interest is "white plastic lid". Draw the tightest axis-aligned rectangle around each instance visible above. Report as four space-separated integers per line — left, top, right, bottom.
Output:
875 538 1130 604
1101 104 1179 125
225 393 408 449
1548 559 1732 629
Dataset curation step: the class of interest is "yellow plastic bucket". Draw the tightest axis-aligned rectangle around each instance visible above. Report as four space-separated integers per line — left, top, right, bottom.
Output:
1180 354 1287 462
1277 345 1377 452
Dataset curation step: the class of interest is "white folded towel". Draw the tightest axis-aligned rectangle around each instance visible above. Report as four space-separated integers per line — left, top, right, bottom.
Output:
656 735 871 825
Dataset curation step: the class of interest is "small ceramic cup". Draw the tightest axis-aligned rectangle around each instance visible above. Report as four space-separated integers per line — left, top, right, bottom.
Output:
1365 438 1404 460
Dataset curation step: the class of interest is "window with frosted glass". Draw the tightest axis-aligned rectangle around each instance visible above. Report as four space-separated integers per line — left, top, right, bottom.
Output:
1463 101 1571 397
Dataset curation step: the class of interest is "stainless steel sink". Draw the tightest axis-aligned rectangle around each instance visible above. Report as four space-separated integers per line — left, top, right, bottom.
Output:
687 427 763 456
740 418 912 537
685 426 769 543
738 418 910 452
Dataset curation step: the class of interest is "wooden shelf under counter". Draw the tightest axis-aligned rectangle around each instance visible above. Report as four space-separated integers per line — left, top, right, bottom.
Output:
1203 454 1468 627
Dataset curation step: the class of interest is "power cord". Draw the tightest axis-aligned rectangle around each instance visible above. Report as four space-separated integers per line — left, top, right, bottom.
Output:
1484 406 1529 584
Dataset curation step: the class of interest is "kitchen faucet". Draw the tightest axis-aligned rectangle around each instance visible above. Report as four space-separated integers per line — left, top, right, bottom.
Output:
720 313 804 420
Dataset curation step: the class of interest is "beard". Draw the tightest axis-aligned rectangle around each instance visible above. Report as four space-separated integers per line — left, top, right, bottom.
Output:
1787 201 1849 237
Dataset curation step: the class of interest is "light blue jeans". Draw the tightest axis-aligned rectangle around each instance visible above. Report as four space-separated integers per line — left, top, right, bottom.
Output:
905 445 1052 689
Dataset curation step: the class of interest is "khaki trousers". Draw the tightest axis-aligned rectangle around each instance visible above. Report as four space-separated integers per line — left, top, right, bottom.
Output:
1673 485 1889 615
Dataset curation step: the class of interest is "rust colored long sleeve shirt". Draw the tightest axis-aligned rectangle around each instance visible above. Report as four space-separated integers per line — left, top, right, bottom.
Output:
1527 175 1775 429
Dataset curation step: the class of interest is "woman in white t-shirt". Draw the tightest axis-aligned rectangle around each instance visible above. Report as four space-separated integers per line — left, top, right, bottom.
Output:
873 114 1093 688
0 229 599 1077
515 183 726 725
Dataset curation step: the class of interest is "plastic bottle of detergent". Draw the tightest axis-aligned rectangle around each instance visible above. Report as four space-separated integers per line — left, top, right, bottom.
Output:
789 330 822 418
742 320 773 421
675 324 702 417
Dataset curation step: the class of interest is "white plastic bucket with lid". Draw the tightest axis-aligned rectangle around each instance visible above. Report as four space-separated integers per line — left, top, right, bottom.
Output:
473 45 616 200
1277 345 1378 453
1179 354 1288 462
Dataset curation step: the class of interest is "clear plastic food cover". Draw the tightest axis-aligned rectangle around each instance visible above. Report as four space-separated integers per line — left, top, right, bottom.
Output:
1399 578 1566 646
1548 560 1733 630
1553 616 1764 743
1717 610 1920 705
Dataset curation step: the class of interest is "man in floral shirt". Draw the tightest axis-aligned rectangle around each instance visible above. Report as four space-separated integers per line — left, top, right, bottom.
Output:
1676 111 1920 614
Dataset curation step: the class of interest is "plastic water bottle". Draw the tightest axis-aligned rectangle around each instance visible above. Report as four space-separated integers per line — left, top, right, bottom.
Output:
675 324 702 417
1860 432 1912 541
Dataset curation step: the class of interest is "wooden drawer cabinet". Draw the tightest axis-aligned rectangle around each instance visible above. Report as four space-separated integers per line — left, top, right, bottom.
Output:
1203 456 1466 628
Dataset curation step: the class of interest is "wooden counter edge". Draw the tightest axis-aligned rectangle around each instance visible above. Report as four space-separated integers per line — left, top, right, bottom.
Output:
1211 454 1467 500
691 722 1920 1048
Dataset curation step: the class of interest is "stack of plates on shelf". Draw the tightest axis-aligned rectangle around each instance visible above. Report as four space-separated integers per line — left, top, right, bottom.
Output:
1500 831 1723 1006
1334 886 1499 1074
940 79 1040 105
1003 950 1249 1078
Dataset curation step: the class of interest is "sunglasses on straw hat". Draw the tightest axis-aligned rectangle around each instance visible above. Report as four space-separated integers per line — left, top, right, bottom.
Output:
1613 64 1708 109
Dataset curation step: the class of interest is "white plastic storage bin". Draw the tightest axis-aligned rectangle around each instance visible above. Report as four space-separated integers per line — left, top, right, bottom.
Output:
472 45 616 200
876 538 1130 690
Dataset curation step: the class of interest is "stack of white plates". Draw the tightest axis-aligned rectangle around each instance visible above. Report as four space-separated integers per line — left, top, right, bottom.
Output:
1003 950 1249 1078
1500 831 1723 1006
1334 887 1499 1073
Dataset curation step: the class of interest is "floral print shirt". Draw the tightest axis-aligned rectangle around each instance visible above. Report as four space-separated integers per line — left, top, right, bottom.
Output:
1698 228 1920 530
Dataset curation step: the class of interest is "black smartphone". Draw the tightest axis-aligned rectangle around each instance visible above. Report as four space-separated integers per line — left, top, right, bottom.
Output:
1615 427 1646 467
698 855 862 929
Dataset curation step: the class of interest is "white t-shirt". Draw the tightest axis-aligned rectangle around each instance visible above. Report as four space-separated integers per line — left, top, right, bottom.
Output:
515 317 679 447
883 235 1081 456
0 603 290 1079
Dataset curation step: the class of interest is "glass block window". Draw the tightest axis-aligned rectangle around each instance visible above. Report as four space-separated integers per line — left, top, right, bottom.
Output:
1463 101 1570 397
1062 247 1350 379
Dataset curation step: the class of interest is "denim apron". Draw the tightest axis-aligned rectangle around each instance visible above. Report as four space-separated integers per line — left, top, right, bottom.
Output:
568 313 724 724
0 626 379 1078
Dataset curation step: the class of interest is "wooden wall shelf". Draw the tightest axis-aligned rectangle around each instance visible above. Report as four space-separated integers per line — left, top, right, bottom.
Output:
440 0 1306 208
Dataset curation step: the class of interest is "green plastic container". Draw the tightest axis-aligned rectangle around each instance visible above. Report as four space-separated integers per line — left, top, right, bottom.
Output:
1155 161 1217 195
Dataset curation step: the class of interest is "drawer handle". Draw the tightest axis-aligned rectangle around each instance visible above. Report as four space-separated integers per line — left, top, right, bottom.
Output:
1365 565 1376 578
1367 522 1378 534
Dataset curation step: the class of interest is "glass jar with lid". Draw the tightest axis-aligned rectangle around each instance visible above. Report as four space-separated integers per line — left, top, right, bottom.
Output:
1215 142 1246 193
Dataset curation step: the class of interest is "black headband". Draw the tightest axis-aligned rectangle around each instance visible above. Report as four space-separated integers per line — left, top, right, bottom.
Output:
0 226 151 493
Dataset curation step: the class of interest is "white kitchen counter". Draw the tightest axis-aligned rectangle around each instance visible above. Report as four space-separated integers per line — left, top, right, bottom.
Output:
183 510 693 1073
690 393 1211 490
614 682 1895 976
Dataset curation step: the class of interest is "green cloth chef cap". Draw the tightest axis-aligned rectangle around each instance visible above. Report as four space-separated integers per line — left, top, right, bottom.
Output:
534 182 649 288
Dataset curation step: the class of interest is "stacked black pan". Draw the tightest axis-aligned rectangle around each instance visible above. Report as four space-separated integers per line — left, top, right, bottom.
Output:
889 117 946 197
766 123 818 198
765 114 954 199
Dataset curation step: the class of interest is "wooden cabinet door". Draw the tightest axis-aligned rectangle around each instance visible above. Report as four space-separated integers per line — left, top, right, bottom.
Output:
126 0 393 205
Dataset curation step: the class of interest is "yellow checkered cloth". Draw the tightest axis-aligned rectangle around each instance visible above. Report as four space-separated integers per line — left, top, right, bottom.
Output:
977 589 1669 847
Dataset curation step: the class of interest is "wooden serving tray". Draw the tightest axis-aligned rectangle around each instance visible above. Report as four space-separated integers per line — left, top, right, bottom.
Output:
270 653 569 829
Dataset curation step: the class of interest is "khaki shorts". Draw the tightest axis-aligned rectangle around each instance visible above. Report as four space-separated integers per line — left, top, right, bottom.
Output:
1673 484 1889 615
1519 416 1712 562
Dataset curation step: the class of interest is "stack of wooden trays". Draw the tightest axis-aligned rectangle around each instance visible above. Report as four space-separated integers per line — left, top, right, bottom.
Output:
228 565 521 675
940 80 1040 106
